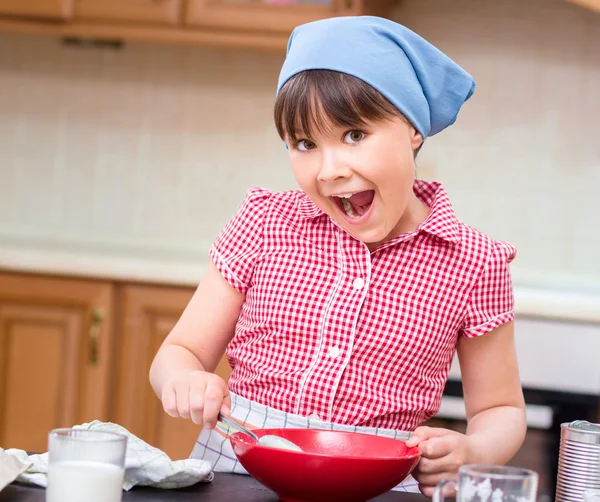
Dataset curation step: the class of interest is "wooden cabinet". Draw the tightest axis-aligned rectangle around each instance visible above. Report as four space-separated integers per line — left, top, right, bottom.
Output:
184 0 393 34
114 284 231 460
0 272 232 459
0 0 73 19
75 0 183 26
1 0 599 52
0 273 114 452
0 0 397 52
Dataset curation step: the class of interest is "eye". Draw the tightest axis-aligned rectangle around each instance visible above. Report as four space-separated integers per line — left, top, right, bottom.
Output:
344 130 365 144
297 139 316 151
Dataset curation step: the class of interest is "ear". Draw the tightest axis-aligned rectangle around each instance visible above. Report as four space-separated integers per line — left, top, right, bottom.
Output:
410 127 423 153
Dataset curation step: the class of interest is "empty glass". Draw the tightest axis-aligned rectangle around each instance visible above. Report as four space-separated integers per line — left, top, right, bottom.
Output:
46 429 127 502
433 465 538 502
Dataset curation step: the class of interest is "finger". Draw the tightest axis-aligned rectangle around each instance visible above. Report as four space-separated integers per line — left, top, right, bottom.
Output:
405 435 422 448
415 454 459 475
418 477 458 499
202 381 224 430
406 426 428 447
419 484 433 499
175 381 191 419
189 379 207 425
414 470 456 487
419 436 456 459
406 426 454 447
420 482 451 499
220 389 231 416
162 385 179 418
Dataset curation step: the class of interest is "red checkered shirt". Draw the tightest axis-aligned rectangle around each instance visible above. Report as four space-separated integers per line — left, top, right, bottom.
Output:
209 180 516 431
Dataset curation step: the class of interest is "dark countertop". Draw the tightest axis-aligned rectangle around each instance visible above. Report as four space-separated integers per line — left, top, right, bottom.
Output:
1 472 428 502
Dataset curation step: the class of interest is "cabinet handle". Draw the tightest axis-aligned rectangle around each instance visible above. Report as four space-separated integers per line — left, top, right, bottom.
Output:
89 308 104 365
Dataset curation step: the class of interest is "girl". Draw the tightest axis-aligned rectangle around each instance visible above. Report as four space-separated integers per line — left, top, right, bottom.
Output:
149 15 526 497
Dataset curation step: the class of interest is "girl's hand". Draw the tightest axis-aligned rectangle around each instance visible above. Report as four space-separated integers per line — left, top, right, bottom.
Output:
161 370 231 429
405 426 476 498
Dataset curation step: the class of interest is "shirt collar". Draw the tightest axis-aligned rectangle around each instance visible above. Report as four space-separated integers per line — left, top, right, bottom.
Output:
299 180 461 244
412 179 461 244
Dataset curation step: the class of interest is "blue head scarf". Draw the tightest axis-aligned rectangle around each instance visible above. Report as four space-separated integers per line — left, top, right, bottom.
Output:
276 16 475 138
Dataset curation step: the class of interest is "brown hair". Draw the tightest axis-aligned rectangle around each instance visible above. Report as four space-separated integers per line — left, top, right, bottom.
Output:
274 70 406 145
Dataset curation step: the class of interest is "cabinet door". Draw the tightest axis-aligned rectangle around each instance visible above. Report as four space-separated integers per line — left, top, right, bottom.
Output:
115 284 232 460
0 0 73 19
0 273 114 452
184 0 394 34
75 0 182 25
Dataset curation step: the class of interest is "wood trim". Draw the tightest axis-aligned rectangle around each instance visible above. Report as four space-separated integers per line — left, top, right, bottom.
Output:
0 17 289 52
75 0 183 26
0 0 73 20
185 0 335 34
183 0 381 34
0 0 398 51
565 0 600 12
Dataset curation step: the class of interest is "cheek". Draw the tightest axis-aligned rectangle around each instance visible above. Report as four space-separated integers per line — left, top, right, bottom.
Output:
290 156 318 188
370 149 414 184
372 151 414 211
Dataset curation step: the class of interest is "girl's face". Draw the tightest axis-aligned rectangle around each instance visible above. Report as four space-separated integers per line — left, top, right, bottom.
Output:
287 114 425 250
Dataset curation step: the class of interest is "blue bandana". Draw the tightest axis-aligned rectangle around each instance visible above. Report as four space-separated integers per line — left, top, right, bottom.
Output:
277 16 476 138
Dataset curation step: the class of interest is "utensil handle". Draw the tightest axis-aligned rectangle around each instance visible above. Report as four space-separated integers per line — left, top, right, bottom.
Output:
217 413 259 441
433 479 457 502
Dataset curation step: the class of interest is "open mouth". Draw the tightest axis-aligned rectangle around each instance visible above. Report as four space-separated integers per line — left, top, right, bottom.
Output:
331 190 375 220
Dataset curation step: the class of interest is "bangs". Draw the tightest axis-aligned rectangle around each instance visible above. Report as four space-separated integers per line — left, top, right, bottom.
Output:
274 70 402 144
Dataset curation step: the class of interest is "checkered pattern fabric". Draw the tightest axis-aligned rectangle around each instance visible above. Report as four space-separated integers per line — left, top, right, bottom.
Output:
210 180 516 431
192 392 419 492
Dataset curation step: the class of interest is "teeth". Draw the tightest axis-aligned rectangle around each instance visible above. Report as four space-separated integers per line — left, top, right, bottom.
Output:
336 193 355 199
340 198 359 218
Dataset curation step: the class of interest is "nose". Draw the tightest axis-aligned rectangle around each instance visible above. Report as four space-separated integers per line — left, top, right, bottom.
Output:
316 149 352 183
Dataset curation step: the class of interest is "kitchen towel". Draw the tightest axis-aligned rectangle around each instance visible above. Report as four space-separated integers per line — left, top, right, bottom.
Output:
192 391 420 493
2 420 213 490
0 449 31 492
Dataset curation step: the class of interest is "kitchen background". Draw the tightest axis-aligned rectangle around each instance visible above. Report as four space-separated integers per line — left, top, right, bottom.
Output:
1 0 600 294
0 0 599 499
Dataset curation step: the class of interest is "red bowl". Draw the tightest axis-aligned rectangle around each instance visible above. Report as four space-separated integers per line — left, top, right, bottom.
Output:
229 428 421 502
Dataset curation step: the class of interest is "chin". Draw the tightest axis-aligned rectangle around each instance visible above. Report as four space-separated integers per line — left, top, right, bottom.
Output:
348 228 390 247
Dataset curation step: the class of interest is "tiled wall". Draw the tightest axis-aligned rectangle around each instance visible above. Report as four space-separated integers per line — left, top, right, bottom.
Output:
0 0 599 293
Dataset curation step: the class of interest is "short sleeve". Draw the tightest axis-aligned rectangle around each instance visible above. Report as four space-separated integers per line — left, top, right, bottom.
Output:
209 187 271 295
460 240 517 338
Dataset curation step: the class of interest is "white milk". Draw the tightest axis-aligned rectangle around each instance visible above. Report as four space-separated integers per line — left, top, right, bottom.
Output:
46 460 124 502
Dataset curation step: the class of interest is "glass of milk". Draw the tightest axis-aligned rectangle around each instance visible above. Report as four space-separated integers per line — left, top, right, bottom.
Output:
46 429 127 502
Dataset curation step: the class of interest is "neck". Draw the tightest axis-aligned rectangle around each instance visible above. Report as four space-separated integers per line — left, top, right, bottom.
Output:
367 192 431 252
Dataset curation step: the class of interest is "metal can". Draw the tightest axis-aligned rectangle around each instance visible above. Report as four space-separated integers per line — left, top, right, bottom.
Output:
556 421 600 502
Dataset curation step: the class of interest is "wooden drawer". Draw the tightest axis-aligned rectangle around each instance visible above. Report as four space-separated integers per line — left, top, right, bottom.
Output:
75 0 183 25
184 0 392 34
0 0 73 20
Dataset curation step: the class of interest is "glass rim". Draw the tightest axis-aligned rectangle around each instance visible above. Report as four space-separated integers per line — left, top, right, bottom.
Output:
49 428 127 444
461 464 539 480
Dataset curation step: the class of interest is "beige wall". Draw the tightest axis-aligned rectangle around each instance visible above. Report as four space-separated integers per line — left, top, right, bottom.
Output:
0 0 599 294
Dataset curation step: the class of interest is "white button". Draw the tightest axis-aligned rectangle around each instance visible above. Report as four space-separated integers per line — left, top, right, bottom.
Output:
329 346 340 358
353 277 365 290
309 413 321 420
